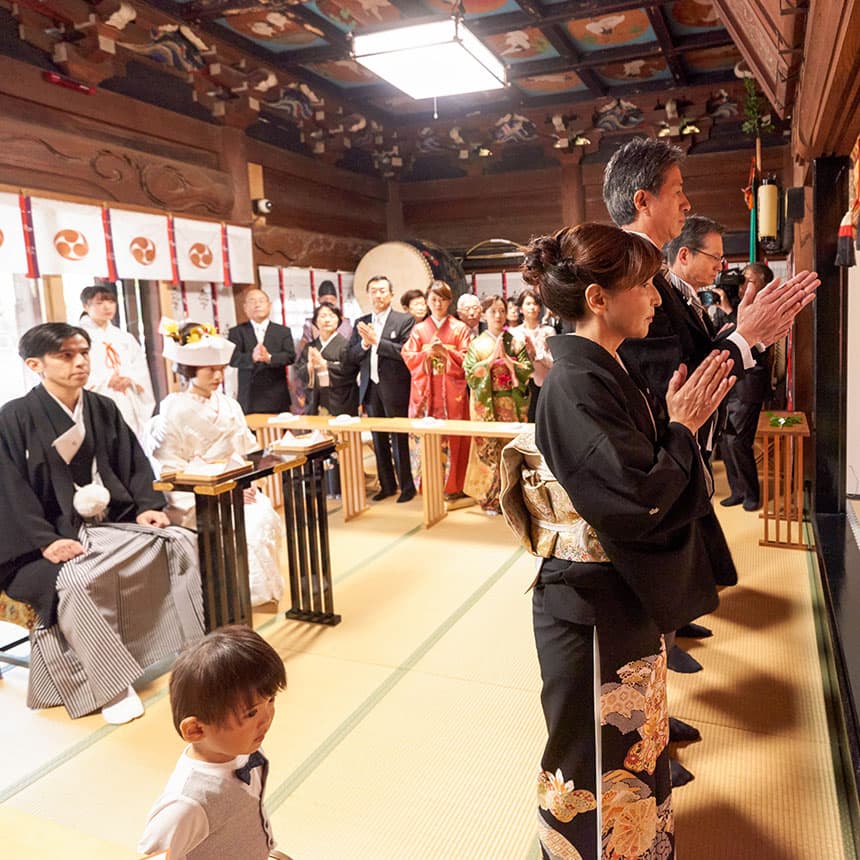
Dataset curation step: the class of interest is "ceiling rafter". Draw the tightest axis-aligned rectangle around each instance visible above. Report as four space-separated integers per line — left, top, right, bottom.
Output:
645 5 686 85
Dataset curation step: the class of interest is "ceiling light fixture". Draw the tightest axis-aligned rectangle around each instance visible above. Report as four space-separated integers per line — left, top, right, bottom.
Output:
351 2 506 101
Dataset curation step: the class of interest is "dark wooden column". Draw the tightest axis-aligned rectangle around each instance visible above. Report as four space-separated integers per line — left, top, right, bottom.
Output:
561 163 585 227
812 155 849 516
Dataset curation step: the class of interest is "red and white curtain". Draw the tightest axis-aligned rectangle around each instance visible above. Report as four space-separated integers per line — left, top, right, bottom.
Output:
0 193 254 285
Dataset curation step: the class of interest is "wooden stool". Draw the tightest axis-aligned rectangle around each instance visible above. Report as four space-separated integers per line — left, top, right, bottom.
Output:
0 590 38 668
756 411 814 550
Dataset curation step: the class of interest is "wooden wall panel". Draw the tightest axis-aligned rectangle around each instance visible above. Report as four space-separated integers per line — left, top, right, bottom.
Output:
246 139 388 246
400 147 788 251
399 169 563 250
0 112 236 217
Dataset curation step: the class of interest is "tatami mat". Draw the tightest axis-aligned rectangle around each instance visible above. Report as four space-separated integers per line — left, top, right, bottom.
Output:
0 471 851 859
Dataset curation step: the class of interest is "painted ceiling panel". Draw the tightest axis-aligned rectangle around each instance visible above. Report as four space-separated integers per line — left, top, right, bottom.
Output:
666 0 724 35
565 9 656 54
483 29 558 63
420 0 522 19
515 71 588 96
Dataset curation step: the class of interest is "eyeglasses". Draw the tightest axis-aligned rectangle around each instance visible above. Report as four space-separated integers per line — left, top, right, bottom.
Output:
695 248 727 266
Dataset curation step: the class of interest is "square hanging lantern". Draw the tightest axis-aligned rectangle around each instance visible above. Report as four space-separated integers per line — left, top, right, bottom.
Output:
352 17 506 100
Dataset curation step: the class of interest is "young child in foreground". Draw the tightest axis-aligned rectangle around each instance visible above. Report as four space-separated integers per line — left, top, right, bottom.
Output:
138 625 291 860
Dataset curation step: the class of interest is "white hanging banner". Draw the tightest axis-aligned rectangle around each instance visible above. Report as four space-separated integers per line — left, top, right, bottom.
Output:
0 192 28 274
281 267 313 344
173 217 224 283
339 271 360 323
473 272 503 301
30 198 109 277
226 225 254 284
109 208 173 280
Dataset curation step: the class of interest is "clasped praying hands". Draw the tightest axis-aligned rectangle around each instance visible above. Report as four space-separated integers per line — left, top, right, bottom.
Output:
735 269 820 348
666 349 735 435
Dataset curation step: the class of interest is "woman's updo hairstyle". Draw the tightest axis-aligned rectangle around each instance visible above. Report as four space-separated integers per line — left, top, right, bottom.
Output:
522 223 662 323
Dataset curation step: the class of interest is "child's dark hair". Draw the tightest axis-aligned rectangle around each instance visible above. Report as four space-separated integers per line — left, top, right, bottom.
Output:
169 625 287 734
521 223 662 323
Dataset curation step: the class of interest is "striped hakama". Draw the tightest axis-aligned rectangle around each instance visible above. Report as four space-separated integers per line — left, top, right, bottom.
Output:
27 523 204 719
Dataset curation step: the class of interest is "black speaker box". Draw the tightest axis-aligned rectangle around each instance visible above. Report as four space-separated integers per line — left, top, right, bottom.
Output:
785 187 806 222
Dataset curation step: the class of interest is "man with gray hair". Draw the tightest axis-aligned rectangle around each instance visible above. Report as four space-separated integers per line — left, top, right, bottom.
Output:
603 138 818 412
456 292 485 339
602 137 819 783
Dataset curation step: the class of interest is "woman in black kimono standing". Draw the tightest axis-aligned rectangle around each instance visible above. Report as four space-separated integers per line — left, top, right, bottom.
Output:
294 303 359 416
519 224 737 859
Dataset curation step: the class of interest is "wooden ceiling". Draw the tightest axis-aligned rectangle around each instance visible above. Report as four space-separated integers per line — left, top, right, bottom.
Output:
150 0 746 119
1 0 804 178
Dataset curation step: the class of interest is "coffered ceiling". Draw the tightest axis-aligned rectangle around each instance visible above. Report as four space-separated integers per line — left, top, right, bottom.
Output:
1 0 801 178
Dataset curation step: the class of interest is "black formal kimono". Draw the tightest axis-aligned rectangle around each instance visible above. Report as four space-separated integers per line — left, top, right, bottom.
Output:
531 334 737 860
347 309 416 496
0 386 203 718
294 333 359 416
0 386 165 621
228 320 296 414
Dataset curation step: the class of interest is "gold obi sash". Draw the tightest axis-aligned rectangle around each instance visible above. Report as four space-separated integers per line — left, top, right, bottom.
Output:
499 429 609 564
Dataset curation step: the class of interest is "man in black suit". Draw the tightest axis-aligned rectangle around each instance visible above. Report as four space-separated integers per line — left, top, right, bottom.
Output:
348 275 416 503
719 263 775 512
602 137 819 782
228 288 296 414
603 138 817 421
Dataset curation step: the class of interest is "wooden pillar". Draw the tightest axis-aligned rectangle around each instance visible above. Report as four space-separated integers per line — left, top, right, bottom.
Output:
812 155 849 516
219 127 253 225
560 163 585 227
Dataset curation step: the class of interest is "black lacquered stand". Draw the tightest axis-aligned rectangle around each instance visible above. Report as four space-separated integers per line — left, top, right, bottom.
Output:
155 451 306 632
279 440 342 626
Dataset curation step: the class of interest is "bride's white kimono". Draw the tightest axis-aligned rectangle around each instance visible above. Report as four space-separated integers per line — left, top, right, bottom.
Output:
80 316 155 441
144 390 284 606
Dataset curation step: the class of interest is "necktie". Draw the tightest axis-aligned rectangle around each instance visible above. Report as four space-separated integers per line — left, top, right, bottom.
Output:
234 750 267 784
370 314 380 384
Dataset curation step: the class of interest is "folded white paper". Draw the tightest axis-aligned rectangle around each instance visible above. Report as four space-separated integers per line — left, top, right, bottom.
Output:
267 412 300 424
182 451 247 476
411 417 445 428
329 414 361 426
276 430 328 447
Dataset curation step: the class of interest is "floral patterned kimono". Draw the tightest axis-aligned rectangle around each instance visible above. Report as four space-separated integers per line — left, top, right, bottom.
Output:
144 390 284 606
462 330 532 511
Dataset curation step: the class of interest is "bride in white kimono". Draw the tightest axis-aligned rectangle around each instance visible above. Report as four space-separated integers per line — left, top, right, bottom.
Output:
79 286 155 441
145 323 284 606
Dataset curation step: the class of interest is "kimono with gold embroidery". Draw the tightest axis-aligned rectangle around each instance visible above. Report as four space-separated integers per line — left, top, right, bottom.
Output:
530 334 735 860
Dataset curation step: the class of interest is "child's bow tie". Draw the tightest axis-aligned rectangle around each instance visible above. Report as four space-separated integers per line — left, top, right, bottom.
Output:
234 750 267 784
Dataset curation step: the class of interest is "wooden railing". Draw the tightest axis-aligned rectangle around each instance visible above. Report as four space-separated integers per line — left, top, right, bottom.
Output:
248 413 532 528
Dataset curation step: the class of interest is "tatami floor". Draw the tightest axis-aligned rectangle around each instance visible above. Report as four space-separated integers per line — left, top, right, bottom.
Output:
0 464 853 860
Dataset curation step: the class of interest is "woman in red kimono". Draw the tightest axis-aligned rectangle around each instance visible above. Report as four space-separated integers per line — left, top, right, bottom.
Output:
401 281 472 499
